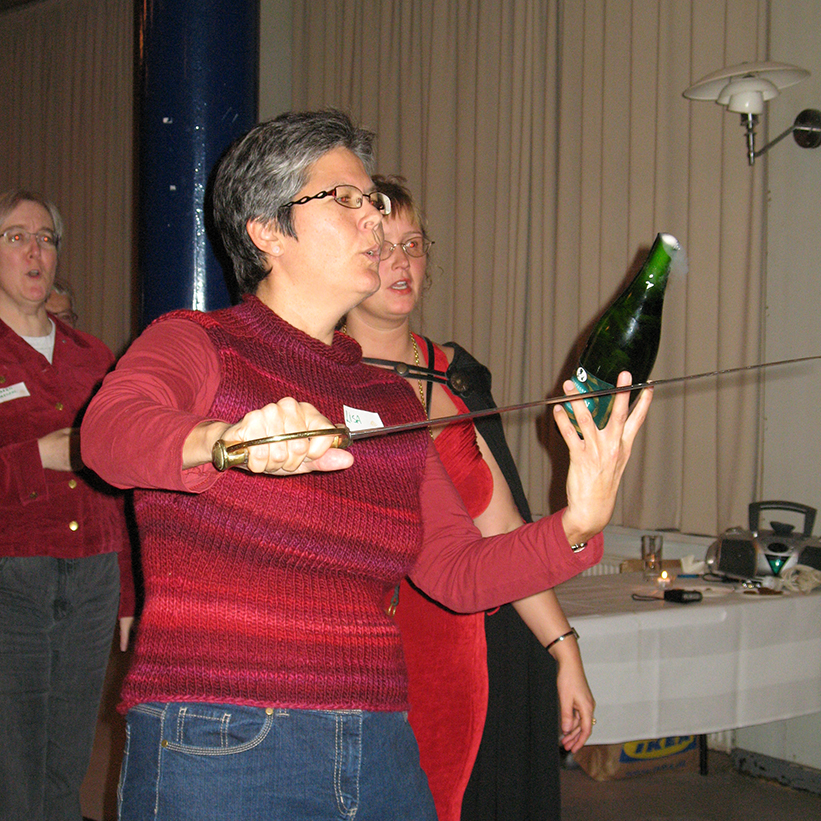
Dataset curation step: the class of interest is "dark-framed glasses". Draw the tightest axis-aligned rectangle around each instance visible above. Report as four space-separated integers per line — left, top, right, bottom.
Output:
0 228 59 250
280 185 391 215
379 235 433 260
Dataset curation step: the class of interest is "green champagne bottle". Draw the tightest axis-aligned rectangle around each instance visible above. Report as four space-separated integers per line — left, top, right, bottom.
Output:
566 232 680 431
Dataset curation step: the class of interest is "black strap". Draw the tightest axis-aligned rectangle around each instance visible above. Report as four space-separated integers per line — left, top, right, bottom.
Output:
360 356 450 385
361 341 492 398
424 336 435 418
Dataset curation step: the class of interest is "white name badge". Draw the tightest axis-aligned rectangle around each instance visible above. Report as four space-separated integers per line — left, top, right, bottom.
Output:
343 405 384 433
0 382 30 404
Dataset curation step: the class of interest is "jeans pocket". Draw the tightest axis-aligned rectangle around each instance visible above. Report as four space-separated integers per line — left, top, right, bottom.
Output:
163 704 274 757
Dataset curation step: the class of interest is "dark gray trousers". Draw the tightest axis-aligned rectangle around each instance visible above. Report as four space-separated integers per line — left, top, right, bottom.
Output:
0 553 119 821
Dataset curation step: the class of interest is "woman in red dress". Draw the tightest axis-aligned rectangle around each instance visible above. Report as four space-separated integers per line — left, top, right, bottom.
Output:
345 175 596 821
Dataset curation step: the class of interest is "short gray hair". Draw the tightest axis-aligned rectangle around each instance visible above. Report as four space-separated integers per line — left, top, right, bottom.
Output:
212 109 376 295
0 188 64 250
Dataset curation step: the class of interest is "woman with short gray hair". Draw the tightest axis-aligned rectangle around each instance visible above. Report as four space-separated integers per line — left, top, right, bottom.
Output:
82 110 650 820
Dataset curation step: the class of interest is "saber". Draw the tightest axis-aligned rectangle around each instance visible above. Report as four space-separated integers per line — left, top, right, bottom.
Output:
211 354 821 471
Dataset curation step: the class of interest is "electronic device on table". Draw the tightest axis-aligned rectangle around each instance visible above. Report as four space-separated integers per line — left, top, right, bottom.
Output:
705 500 821 582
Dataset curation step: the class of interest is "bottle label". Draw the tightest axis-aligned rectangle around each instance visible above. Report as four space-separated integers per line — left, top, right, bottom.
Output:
565 367 615 431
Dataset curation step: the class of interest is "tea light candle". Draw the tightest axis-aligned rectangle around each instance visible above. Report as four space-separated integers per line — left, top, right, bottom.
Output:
657 570 671 588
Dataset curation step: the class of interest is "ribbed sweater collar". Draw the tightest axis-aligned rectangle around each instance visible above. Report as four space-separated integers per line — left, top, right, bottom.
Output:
234 295 362 368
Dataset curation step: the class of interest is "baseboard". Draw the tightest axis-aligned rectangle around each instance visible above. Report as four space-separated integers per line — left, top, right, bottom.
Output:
732 748 821 795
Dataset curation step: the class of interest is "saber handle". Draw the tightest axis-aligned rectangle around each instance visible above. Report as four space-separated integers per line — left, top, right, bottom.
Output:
212 425 352 472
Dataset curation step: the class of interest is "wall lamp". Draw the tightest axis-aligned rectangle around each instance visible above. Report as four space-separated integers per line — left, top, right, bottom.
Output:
683 61 821 165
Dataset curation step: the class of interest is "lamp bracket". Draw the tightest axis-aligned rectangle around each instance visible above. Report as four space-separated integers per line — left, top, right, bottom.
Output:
753 108 821 162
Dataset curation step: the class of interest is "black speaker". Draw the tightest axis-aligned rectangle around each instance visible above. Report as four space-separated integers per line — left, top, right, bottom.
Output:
798 544 821 572
712 536 758 579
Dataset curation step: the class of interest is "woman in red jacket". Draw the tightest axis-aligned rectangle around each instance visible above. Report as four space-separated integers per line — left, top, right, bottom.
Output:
0 189 134 821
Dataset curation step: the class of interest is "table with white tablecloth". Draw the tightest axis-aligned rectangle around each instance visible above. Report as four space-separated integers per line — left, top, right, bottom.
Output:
554 572 821 745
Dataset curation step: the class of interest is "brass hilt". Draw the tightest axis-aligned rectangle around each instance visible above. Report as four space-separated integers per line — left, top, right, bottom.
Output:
212 425 352 472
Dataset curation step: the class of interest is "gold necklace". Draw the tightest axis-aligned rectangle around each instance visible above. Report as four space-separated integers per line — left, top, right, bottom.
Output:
410 333 427 414
345 322 429 420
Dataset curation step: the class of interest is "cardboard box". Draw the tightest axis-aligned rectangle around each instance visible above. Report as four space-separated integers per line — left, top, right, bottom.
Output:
574 736 699 781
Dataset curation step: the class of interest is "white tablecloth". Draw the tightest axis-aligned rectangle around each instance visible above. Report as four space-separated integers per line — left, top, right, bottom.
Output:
554 573 821 744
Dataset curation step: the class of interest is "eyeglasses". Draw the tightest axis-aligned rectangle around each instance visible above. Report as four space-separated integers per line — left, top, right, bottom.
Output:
379 235 433 260
0 228 59 250
281 185 391 215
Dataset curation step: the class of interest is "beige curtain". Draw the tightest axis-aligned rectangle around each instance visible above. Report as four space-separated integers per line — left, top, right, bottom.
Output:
292 0 768 536
0 0 134 356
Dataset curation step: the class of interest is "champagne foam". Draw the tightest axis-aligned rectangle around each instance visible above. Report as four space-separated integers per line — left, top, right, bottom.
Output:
660 232 688 282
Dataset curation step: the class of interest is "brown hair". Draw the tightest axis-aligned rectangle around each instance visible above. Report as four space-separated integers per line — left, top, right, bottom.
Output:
371 175 431 243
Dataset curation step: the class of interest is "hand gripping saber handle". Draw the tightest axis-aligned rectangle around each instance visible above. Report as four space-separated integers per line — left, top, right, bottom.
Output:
210 354 821 471
212 425 352 472
210 376 642 471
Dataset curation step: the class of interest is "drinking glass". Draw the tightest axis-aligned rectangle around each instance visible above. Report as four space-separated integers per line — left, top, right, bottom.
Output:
641 534 663 580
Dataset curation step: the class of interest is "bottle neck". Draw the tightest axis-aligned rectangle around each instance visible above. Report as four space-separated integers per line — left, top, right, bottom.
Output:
620 235 675 307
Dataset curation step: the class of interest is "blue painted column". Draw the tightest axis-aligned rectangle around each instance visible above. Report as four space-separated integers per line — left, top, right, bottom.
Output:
137 0 259 327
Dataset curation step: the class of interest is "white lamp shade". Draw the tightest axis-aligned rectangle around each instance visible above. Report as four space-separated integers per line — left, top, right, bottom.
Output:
716 76 779 114
683 61 810 109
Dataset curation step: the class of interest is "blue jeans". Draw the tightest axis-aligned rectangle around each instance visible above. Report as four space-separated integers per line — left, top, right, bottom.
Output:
0 553 120 821
119 702 437 820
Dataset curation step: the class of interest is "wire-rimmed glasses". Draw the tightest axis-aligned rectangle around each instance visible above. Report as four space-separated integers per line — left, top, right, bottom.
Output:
0 229 59 250
280 185 391 215
379 235 433 261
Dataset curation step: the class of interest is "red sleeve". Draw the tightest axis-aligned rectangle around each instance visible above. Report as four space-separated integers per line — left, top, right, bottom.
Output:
409 439 603 613
0 439 47 506
81 319 224 493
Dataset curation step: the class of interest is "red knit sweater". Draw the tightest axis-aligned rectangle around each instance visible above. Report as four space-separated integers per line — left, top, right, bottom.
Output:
121 300 428 713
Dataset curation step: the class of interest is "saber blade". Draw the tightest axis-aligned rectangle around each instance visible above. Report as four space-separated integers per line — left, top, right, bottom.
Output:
348 353 821 441
211 354 821 469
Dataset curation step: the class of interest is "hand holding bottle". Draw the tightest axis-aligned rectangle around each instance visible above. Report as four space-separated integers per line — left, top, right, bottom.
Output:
554 370 653 547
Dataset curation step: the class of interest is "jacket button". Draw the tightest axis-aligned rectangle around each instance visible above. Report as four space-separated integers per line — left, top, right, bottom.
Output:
29 491 38 500
68 479 77 489
55 402 64 411
69 521 79 531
